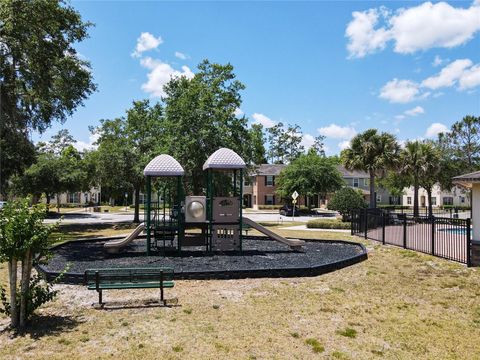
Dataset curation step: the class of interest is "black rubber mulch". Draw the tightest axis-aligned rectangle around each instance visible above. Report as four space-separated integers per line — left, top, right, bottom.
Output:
38 237 367 283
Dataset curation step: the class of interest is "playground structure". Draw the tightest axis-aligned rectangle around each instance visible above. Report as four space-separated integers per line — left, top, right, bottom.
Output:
104 148 304 254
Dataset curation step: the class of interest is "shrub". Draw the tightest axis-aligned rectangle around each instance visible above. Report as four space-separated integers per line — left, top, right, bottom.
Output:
258 205 283 210
328 187 366 221
305 338 325 353
307 219 351 229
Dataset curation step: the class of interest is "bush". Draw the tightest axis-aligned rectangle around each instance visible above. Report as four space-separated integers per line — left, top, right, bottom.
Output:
307 219 351 229
258 205 283 210
328 187 367 221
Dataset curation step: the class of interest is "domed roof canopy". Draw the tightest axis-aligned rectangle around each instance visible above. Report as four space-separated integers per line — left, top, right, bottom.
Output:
203 148 246 170
144 154 185 177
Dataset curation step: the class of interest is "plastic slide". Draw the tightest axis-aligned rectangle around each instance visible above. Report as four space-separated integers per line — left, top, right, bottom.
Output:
104 222 145 254
242 218 305 250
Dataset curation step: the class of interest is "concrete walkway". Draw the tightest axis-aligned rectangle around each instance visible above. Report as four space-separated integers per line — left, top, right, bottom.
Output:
280 225 351 232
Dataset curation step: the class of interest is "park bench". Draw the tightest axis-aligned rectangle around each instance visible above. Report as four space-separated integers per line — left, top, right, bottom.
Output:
84 267 175 306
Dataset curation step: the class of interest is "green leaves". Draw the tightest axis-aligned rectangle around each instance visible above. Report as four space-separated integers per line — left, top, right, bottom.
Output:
0 198 57 261
327 187 366 220
276 152 343 203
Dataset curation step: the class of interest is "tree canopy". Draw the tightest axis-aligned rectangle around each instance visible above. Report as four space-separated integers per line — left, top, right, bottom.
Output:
341 129 399 208
0 0 96 196
276 150 343 206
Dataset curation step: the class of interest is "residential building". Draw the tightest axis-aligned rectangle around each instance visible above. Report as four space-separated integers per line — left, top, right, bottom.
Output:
243 164 398 209
402 184 470 208
40 187 101 206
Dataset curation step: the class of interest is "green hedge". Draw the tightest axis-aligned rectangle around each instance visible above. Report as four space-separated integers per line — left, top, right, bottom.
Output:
258 205 283 210
306 219 351 229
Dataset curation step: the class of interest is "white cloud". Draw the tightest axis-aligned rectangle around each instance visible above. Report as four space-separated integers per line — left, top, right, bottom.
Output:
425 122 449 138
379 79 420 103
345 8 391 58
74 133 99 152
234 108 244 117
395 115 406 120
132 32 163 58
422 59 473 89
301 134 316 149
318 124 356 139
346 2 480 58
458 64 480 90
175 51 188 60
404 106 425 116
252 113 276 128
338 140 351 150
140 57 194 98
379 58 480 103
432 55 445 67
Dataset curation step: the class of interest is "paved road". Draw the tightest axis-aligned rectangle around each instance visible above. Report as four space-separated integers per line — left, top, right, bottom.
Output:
46 210 339 224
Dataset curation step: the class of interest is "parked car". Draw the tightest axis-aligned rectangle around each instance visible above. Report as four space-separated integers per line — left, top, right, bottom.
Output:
279 205 299 217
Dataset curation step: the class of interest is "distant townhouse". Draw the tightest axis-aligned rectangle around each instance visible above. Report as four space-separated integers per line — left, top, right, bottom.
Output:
402 184 470 208
40 186 101 206
243 164 398 209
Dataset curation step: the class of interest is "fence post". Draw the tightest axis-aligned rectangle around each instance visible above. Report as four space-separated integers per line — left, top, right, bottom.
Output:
364 210 368 239
351 210 354 236
403 215 407 249
466 218 471 267
382 213 386 245
431 216 435 256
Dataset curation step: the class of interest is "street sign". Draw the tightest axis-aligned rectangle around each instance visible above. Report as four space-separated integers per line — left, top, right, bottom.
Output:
292 191 299 200
292 199 297 204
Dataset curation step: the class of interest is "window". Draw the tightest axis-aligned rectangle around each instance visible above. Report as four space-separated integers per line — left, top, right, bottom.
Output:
430 197 437 206
376 195 382 203
460 196 465 203
364 178 369 186
389 196 400 205
68 193 80 203
443 197 453 205
353 178 359 187
407 196 412 205
265 175 275 186
253 195 257 205
265 194 275 205
244 177 251 186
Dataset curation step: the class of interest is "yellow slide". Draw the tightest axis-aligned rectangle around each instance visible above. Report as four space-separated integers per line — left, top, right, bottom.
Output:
104 222 145 254
243 218 305 250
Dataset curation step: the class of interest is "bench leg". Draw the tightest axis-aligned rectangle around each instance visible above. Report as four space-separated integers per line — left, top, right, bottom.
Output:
98 290 103 305
160 285 164 305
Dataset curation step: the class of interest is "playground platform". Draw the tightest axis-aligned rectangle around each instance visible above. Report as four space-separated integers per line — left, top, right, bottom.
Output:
38 236 367 284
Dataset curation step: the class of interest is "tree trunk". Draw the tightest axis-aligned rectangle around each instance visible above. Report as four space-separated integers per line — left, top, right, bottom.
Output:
8 259 18 328
133 186 140 223
426 188 433 218
19 250 32 329
56 194 60 213
369 172 376 209
413 181 419 217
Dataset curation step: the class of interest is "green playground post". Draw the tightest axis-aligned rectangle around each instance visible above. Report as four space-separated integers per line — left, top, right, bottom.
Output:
239 168 243 252
146 176 152 255
177 175 184 252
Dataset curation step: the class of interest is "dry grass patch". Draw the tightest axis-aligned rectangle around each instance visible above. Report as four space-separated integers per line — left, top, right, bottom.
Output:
0 228 479 359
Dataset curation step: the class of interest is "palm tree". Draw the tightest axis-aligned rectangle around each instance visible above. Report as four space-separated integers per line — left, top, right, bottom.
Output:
341 129 400 208
418 142 442 218
399 141 422 217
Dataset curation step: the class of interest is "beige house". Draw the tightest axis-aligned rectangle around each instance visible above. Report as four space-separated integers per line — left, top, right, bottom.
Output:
402 184 470 208
41 187 101 206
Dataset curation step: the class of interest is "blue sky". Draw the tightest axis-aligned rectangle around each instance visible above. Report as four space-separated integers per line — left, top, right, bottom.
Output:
35 0 480 155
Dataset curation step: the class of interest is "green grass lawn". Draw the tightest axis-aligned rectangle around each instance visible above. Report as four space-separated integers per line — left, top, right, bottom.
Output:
1 225 480 359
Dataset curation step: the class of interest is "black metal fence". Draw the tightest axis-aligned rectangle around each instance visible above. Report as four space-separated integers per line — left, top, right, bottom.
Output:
351 209 471 266
379 206 471 219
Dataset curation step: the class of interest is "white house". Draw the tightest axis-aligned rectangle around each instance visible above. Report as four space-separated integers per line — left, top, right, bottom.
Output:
40 186 101 206
402 184 470 208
